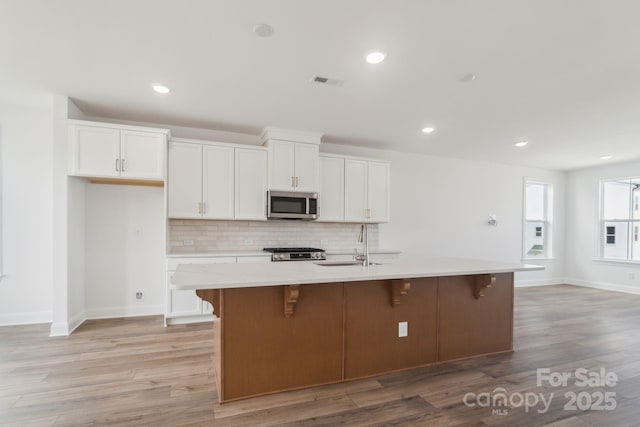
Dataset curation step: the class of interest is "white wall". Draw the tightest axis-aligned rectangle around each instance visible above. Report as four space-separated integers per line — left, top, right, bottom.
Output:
321 143 567 286
565 160 640 293
84 184 165 318
66 176 86 329
0 102 55 325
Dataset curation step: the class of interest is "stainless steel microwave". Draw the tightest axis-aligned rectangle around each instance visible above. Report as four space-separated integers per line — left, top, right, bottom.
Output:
267 191 318 220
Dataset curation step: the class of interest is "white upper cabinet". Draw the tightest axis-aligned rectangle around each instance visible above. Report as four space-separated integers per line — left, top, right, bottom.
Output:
318 155 345 222
267 140 296 191
367 161 391 222
203 145 234 219
293 142 319 192
235 147 267 220
167 141 204 219
120 130 165 180
344 158 391 223
167 140 258 220
344 159 369 222
262 127 322 192
70 125 121 178
69 121 167 181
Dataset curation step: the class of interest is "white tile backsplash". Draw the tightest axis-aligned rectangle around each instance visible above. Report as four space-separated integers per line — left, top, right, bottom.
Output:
168 220 378 254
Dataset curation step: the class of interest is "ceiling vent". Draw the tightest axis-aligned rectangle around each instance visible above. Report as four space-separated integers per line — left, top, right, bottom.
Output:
311 76 343 86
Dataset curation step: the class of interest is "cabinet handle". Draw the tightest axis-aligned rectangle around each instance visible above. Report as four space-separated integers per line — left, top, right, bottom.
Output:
202 202 206 214
291 176 295 188
295 176 299 187
121 158 126 172
198 202 203 215
115 158 120 172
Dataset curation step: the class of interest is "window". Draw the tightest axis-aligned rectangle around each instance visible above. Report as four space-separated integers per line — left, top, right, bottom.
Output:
523 180 553 258
601 177 640 261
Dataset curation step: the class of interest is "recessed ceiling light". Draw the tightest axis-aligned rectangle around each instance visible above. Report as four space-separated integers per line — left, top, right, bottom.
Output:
600 155 613 160
457 73 477 83
253 24 274 37
365 51 386 64
514 141 529 147
152 84 170 94
421 127 435 134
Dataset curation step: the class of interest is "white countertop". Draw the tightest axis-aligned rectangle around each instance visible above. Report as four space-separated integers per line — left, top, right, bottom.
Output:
171 257 543 290
166 251 270 258
166 249 400 258
325 249 401 255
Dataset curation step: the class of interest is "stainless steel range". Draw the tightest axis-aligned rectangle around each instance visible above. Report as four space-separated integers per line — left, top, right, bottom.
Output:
263 247 326 262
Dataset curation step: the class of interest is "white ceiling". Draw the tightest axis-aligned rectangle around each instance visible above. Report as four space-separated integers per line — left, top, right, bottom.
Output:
2 0 640 170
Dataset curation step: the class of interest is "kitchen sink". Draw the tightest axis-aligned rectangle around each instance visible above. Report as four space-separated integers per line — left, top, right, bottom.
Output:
314 261 383 266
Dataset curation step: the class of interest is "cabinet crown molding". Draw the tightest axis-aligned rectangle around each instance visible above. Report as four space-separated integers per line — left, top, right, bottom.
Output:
67 119 170 135
261 127 323 145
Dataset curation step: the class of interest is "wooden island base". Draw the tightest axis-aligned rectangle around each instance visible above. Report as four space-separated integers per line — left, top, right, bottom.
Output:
196 273 514 403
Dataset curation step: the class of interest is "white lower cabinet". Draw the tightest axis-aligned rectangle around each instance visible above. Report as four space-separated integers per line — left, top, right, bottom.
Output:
165 255 271 325
166 257 235 325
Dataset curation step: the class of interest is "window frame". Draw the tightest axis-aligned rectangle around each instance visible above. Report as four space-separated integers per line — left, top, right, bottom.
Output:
599 176 640 262
522 178 554 260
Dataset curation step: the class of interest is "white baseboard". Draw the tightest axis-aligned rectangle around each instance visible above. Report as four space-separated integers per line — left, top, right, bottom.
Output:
514 278 564 287
85 304 164 320
49 310 87 337
166 314 214 325
68 310 86 333
0 310 52 326
565 278 640 295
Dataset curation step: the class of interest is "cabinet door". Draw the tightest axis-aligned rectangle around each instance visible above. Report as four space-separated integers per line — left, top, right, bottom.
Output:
167 257 237 320
318 156 344 222
437 274 514 362
294 143 319 192
367 161 390 223
202 145 234 219
70 125 121 177
167 142 203 219
235 148 267 220
344 159 368 222
120 130 165 180
166 272 202 317
344 278 438 379
267 140 295 190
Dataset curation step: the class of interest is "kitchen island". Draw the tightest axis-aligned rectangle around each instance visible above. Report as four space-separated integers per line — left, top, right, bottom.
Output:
172 257 542 402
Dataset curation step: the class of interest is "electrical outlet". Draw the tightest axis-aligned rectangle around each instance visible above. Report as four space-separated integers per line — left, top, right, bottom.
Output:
398 321 408 337
183 239 194 246
244 240 254 245
136 292 143 300
629 272 636 280
320 239 329 245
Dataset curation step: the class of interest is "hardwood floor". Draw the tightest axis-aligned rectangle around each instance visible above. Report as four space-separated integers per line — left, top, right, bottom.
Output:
2 284 640 426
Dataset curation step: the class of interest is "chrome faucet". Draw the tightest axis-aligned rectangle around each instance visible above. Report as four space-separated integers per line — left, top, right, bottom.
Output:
356 223 370 267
